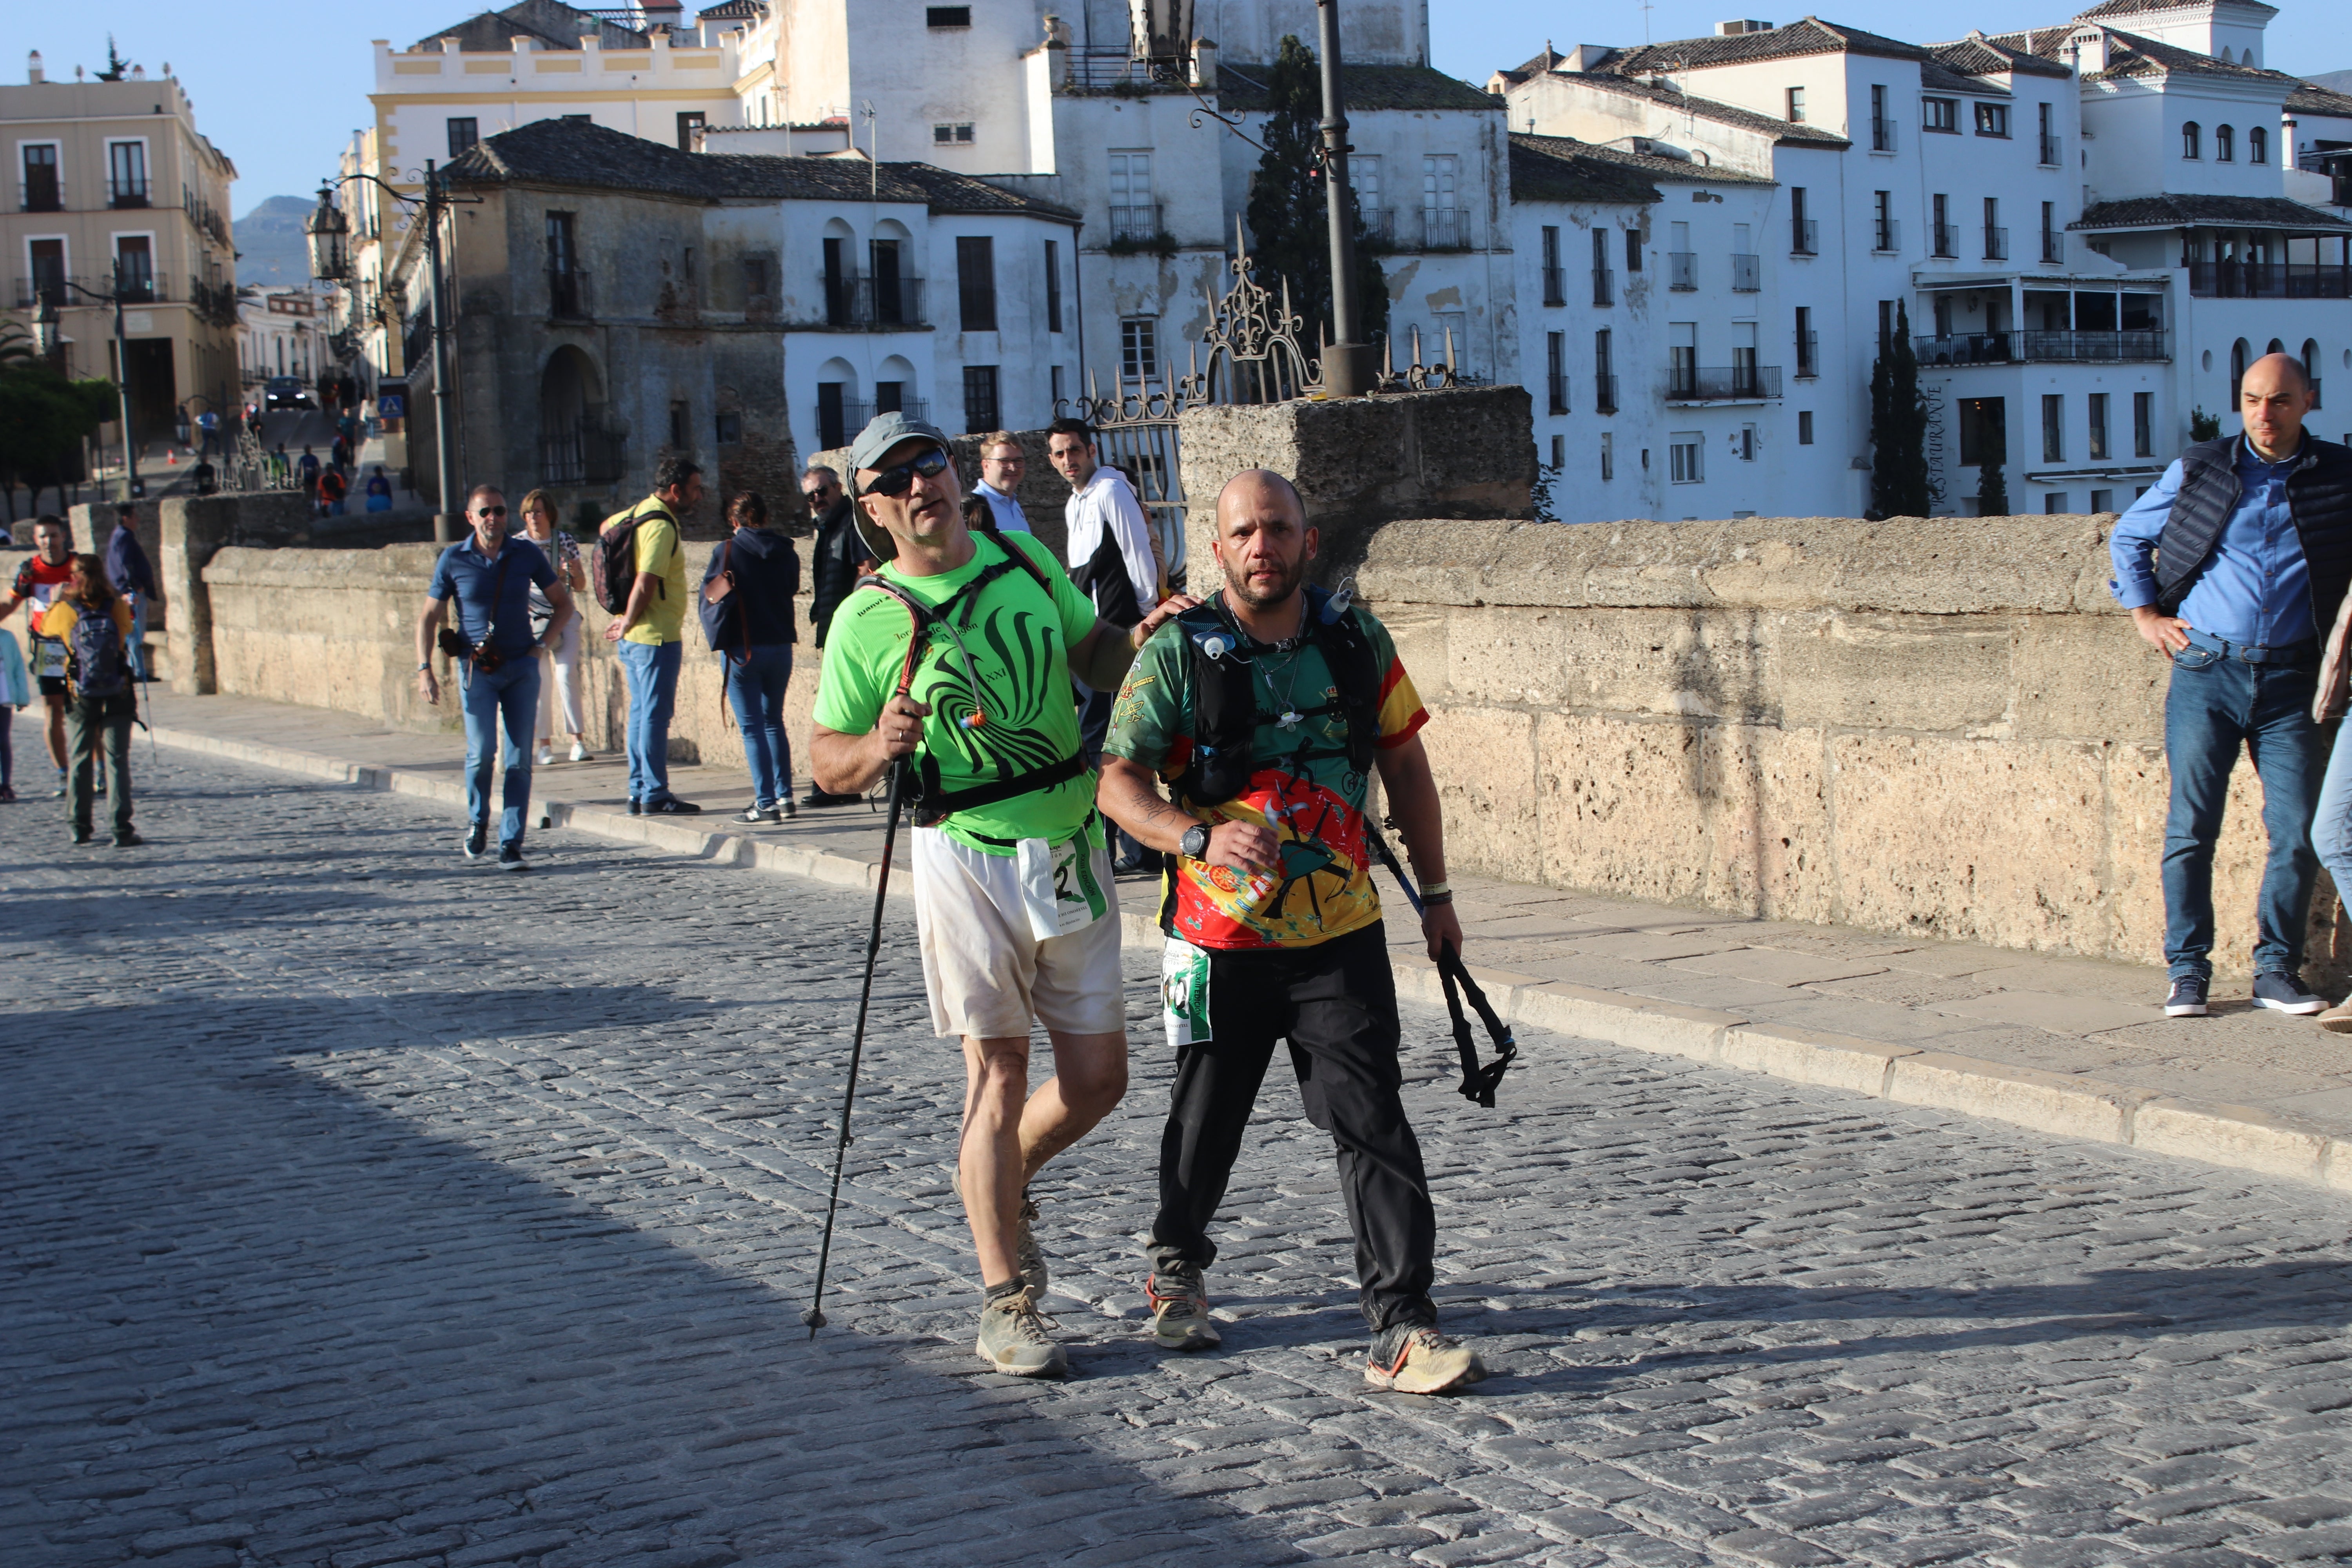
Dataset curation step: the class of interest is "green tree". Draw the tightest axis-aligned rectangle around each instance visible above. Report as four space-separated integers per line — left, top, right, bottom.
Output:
0 359 115 517
1867 303 1931 517
96 36 132 82
1975 419 2010 517
2189 406 2221 442
1241 35 1388 368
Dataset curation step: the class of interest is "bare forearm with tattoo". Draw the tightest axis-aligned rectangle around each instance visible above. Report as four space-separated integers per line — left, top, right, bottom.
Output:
1096 757 1198 852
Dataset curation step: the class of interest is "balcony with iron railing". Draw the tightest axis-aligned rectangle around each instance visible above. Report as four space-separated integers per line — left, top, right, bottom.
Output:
816 272 928 328
1107 203 1163 246
541 418 630 486
20 268 169 307
547 267 593 320
1795 330 1819 378
821 398 933 446
18 176 62 212
1932 221 1956 259
1592 266 1614 307
2187 260 2352 299
1595 372 1618 414
1792 216 1818 255
1360 209 1396 249
1872 116 1896 152
2041 230 2063 264
1541 263 1564 307
1547 371 1569 416
1911 329 2171 365
1419 207 1471 251
108 177 150 209
1668 251 1696 290
1983 225 2008 261
1731 253 1759 292
1668 363 1782 401
2040 132 2062 166
1874 217 1900 253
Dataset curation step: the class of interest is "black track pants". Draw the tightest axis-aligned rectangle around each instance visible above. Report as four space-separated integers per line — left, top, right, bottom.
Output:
1147 922 1437 1332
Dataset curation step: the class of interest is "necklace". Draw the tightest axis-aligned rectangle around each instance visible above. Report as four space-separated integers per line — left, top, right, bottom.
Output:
1258 647 1310 730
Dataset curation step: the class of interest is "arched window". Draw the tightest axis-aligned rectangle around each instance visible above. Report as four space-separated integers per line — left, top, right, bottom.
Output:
2231 337 2250 408
2250 125 2268 164
2304 339 2321 387
2216 124 2234 162
2269 337 2287 355
2183 121 2202 159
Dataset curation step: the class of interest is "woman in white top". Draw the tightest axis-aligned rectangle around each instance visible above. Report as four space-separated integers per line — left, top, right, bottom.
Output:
518 488 592 764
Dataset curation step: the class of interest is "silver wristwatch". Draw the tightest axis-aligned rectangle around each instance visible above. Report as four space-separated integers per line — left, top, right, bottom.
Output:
1179 822 1210 860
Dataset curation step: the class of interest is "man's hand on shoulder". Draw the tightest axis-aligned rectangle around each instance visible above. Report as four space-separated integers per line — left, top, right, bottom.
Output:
2132 605 2191 655
1131 593 1202 650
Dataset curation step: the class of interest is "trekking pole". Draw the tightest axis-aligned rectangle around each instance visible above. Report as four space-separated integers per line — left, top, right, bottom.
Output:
802 755 906 1337
1364 822 1519 1108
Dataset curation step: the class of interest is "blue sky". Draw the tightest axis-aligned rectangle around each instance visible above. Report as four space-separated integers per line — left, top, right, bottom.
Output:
31 1 2352 220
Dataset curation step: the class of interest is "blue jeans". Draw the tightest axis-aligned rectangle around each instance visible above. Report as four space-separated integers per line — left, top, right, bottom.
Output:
126 592 148 682
724 644 794 809
461 655 541 846
2307 710 2352 935
617 637 682 803
2161 641 2328 979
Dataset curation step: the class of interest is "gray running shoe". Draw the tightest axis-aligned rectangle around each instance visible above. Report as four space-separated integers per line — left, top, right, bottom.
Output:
975 1283 1067 1377
1013 1191 1049 1300
1365 1323 1487 1394
1146 1263 1221 1352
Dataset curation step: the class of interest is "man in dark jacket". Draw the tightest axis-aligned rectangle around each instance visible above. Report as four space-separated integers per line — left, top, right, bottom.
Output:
2110 352 2352 1018
800 464 870 806
701 491 802 823
103 504 160 683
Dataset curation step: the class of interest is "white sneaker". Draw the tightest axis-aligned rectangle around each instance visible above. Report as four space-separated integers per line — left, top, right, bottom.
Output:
568 742 590 762
536 746 554 766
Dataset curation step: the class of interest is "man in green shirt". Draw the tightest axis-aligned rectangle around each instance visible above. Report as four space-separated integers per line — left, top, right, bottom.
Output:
603 456 701 814
811 413 1196 1377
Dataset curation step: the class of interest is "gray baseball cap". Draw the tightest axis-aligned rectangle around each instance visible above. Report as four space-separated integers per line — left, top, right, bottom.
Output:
847 410 952 479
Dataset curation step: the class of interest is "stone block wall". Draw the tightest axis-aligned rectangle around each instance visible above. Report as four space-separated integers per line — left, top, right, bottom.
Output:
200 537 826 785
1360 514 2334 984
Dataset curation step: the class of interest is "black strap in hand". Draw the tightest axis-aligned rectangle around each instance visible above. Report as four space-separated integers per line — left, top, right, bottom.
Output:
1436 943 1517 1108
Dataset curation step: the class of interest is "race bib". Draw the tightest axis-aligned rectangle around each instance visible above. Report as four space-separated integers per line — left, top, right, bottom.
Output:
1161 935 1213 1048
32 635 66 680
1015 833 1110 942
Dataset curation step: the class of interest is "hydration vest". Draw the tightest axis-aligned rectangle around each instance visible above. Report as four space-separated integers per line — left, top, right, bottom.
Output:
1170 583 1381 808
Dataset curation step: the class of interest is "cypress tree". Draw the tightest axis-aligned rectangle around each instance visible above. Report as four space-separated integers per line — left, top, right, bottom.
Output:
1867 303 1931 517
1242 36 1389 359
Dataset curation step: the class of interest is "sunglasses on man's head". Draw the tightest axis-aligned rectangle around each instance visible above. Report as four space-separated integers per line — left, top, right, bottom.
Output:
475 505 508 517
862 445 951 497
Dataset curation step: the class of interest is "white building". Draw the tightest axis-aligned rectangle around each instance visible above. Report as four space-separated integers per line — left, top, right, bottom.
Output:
1496 2 2351 521
234 287 328 392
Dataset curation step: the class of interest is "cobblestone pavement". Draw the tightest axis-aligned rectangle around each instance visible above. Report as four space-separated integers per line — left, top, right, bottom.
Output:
11 753 2352 1568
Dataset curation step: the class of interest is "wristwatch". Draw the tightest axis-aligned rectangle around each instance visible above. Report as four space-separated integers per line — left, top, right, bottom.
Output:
416 661 431 672
1179 823 1210 860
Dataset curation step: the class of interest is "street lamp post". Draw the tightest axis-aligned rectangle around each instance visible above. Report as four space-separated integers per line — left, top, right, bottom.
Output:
32 270 142 501
1316 0 1375 397
308 162 466 543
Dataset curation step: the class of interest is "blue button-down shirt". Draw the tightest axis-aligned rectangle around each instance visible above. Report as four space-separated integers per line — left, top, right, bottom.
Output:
2110 435 2314 648
974 480 1031 535
428 535 554 654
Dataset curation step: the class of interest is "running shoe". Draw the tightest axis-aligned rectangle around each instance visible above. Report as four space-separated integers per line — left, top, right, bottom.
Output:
1146 1263 1221 1352
737 805 768 825
1014 1192 1048 1299
1365 1324 1487 1394
2253 971 2325 1015
2163 976 2208 1017
113 831 143 848
647 797 702 815
536 745 554 766
498 843 526 871
464 824 487 859
569 742 591 762
974 1284 1067 1377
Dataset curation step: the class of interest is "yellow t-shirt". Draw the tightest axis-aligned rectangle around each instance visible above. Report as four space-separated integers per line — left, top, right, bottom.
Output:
622 501 686 647
37 599 136 692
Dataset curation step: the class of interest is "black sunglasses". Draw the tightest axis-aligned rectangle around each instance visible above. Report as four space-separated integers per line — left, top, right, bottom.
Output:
474 505 508 517
862 446 951 497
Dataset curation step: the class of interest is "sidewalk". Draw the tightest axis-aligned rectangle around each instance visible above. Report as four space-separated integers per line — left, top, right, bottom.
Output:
143 688 2352 1194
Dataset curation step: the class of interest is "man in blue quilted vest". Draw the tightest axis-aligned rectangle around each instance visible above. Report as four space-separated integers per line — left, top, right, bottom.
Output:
2110 352 2352 1018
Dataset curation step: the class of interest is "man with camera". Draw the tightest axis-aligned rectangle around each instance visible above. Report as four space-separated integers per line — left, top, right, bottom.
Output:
417 485 575 869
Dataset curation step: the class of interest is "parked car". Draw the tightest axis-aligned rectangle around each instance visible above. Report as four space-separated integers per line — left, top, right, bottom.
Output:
264 377 315 411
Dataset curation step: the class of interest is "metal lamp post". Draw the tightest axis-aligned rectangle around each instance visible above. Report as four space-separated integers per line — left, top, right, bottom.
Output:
307 165 464 543
33 275 143 500
1316 0 1375 396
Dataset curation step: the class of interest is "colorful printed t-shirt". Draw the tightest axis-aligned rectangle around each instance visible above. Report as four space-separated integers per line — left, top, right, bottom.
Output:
14 555 75 676
813 531 1100 855
1104 596 1428 950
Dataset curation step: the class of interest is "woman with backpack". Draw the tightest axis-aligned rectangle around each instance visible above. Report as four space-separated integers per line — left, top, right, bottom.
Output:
37 554 140 846
699 491 800 822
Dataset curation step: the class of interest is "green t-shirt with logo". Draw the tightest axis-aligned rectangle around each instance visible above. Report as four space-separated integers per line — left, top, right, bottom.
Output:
813 531 1100 854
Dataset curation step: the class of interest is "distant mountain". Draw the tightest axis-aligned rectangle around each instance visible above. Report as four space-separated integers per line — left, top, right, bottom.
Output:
233 195 319 289
2308 69 2352 95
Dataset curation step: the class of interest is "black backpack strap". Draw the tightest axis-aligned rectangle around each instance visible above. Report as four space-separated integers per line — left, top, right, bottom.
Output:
1173 598 1259 807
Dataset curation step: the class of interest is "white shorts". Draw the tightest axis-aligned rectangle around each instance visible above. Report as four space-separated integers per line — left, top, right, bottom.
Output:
911 826 1127 1040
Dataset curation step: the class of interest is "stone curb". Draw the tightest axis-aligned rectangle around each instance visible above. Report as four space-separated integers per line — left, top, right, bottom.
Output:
152 724 2352 1194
